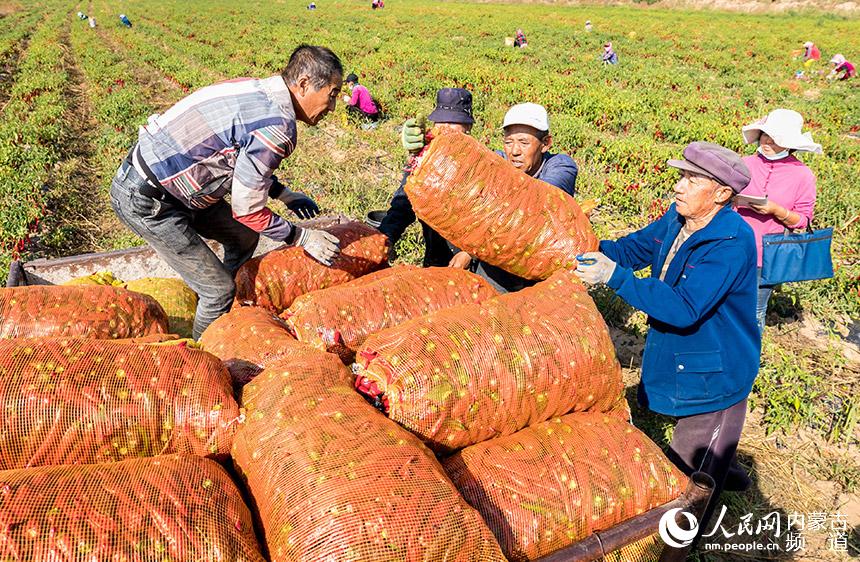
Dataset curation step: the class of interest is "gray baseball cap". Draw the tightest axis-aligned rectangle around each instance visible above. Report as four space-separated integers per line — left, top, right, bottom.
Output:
667 141 751 193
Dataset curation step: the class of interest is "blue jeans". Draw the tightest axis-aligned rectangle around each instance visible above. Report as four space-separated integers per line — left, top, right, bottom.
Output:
756 268 773 335
109 160 259 339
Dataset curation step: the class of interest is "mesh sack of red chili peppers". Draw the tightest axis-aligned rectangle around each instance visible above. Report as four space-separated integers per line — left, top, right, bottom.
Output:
199 306 312 389
354 270 626 453
0 454 265 561
283 266 498 363
0 285 169 339
0 337 240 470
442 412 687 562
233 221 390 313
404 132 598 280
232 352 506 562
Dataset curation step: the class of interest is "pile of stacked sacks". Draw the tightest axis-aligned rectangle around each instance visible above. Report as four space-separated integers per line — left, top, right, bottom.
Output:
0 143 687 559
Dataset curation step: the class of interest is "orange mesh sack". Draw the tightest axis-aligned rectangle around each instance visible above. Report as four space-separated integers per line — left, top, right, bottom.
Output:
405 132 598 280
0 454 264 560
232 352 506 561
0 285 169 339
199 306 312 388
442 412 686 562
233 221 390 313
354 269 625 453
284 266 498 363
0 337 240 469
123 277 198 338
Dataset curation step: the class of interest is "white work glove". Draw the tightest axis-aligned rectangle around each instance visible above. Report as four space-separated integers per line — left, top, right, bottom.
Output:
294 227 340 266
573 252 617 286
277 190 320 220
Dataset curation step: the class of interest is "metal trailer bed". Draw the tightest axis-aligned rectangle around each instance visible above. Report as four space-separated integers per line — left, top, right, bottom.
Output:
5 235 713 562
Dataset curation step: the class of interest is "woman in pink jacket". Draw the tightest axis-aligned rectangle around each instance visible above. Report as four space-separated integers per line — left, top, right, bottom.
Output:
737 109 822 333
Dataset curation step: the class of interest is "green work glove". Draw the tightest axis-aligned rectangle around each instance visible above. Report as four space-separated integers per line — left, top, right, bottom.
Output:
400 118 425 153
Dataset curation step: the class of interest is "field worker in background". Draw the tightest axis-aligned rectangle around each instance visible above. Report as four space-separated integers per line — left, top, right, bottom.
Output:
737 109 821 334
377 88 474 266
110 44 343 339
343 73 380 122
449 103 579 293
307 2 316 9
88 16 96 28
119 14 132 28
575 141 759 536
801 41 820 68
828 54 856 80
77 11 87 20
514 28 528 48
585 20 592 32
602 42 618 65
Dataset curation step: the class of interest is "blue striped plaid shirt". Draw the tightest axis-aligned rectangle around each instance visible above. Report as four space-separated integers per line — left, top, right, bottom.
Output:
135 75 297 240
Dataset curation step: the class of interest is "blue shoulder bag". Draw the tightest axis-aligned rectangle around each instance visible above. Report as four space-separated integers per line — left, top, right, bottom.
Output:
760 223 833 285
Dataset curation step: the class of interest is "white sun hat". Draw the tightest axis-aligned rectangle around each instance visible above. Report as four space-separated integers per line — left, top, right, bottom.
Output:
502 103 550 132
741 108 822 154
803 41 813 48
830 53 846 65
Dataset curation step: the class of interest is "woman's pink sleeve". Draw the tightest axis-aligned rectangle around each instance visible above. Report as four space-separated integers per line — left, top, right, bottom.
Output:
788 171 816 229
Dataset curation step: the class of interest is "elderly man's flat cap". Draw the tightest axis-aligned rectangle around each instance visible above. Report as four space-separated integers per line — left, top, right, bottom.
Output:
667 141 751 192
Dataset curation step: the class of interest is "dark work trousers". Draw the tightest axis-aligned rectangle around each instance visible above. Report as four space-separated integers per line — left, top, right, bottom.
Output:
665 398 748 539
109 159 259 339
346 104 379 122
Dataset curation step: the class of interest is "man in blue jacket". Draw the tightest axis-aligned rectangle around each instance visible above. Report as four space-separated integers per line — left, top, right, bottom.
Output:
575 141 760 534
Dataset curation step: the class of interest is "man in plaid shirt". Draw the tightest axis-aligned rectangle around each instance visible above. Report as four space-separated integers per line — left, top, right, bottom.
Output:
111 44 343 338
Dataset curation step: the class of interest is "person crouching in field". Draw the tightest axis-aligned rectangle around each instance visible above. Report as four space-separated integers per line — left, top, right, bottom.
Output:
801 41 820 69
110 44 344 339
514 28 528 48
378 88 475 266
602 42 618 65
448 103 579 293
828 54 856 80
736 109 821 334
343 73 380 122
574 142 760 536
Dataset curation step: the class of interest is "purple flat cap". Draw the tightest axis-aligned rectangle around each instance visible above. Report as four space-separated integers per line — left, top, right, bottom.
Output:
667 141 751 193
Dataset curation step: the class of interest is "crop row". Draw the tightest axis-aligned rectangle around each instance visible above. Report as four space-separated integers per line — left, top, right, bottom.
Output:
0 7 69 278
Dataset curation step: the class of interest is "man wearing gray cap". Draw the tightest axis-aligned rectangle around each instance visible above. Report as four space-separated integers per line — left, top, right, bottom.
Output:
575 141 760 535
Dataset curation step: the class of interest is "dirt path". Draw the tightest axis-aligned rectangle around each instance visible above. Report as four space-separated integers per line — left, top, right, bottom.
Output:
0 34 28 111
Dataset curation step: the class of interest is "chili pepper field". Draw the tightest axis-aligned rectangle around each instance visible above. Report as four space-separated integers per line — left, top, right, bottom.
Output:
0 0 858 559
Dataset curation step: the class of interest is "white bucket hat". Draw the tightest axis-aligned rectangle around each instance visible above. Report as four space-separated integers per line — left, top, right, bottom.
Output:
741 108 822 154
